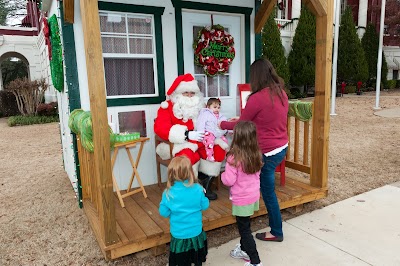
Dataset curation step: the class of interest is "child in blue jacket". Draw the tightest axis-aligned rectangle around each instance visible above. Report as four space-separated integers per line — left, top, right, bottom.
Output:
159 156 210 266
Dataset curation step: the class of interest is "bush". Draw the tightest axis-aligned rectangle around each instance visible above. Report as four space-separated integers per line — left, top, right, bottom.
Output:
396 80 400 88
345 85 357 93
8 115 59 127
0 90 20 117
289 86 306 99
37 102 58 116
386 80 396 89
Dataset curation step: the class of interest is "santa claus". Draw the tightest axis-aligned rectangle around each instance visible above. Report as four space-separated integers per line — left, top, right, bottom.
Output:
154 73 226 200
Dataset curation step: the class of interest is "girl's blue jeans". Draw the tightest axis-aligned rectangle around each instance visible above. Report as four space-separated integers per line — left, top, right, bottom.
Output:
260 148 287 237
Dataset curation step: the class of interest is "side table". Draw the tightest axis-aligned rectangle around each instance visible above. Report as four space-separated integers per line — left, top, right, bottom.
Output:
111 137 149 208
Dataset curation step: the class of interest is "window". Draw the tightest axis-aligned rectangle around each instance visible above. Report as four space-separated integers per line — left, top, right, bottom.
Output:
118 111 147 137
393 70 398 80
98 2 165 106
100 12 156 97
192 26 229 97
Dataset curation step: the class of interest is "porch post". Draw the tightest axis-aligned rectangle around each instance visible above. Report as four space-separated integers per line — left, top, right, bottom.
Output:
310 0 333 188
79 0 117 245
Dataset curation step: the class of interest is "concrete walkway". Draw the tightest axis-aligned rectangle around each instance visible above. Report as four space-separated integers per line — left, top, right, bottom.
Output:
206 182 400 266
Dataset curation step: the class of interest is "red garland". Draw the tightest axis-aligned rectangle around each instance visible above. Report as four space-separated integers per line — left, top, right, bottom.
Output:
193 24 235 77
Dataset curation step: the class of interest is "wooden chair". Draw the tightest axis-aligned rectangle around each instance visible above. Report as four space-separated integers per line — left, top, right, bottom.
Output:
155 135 173 187
155 135 221 190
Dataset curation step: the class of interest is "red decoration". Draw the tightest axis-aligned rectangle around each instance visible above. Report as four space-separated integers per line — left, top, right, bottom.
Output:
193 24 235 76
278 1 285 10
42 17 52 60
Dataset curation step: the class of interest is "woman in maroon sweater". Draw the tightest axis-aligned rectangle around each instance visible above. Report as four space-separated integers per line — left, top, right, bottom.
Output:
220 58 288 242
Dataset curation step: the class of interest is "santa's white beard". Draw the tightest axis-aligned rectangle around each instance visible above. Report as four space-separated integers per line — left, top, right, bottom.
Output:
171 93 204 123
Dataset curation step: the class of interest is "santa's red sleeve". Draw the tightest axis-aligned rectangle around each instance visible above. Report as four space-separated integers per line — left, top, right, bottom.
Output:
154 101 187 144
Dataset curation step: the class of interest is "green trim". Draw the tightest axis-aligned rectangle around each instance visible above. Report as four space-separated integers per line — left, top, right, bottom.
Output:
60 1 83 208
245 13 250 82
174 6 184 74
171 0 252 15
172 0 252 80
99 2 166 107
255 0 262 60
98 1 164 15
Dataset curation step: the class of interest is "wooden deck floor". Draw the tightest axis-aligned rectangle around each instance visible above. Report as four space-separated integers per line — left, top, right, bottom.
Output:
84 174 327 260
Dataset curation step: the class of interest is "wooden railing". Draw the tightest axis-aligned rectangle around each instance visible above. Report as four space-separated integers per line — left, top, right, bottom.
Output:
285 106 313 175
77 137 100 212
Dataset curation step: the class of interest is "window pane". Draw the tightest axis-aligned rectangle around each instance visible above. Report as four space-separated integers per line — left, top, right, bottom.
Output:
102 37 128 53
219 75 229 96
207 77 218 97
129 38 153 54
194 65 204 74
99 14 126 33
104 58 155 96
127 16 152 35
195 75 206 95
118 111 147 137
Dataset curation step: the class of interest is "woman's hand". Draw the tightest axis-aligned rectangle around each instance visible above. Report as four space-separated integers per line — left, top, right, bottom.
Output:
228 117 239 122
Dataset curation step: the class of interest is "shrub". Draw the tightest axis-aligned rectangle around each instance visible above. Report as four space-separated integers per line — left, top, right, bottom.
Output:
345 86 357 93
386 80 396 89
288 6 316 94
37 102 58 116
261 13 290 85
338 8 369 84
5 78 49 116
0 90 20 117
361 23 388 86
396 80 400 88
7 115 59 127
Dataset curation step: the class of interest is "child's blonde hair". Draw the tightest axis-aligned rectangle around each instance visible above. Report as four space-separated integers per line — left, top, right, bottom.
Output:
165 156 196 198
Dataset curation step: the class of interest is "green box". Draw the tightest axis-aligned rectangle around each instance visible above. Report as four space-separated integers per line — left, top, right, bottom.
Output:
115 132 140 143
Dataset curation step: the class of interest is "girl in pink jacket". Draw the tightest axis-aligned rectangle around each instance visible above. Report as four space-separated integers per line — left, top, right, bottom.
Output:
221 121 264 266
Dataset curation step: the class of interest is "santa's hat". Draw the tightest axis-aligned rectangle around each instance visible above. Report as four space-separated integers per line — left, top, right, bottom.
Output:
161 73 200 109
167 73 200 96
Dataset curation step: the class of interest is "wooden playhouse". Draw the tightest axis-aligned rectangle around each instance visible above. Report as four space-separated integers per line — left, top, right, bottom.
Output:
42 0 333 260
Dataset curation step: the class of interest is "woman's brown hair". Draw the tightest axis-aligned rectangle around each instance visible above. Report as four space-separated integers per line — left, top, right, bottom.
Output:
165 156 196 198
249 58 285 105
227 121 263 174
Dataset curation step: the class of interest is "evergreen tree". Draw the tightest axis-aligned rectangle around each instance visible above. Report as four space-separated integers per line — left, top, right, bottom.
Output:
337 8 369 84
287 6 316 93
361 23 388 86
261 12 290 85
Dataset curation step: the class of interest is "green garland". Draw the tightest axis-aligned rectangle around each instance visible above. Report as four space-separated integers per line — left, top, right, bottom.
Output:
288 100 313 121
68 109 116 152
48 14 64 92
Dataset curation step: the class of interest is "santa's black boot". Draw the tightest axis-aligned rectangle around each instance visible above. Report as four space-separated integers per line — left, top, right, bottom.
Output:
198 172 218 200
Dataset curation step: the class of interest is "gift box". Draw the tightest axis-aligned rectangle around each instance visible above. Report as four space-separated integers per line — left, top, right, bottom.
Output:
115 132 141 143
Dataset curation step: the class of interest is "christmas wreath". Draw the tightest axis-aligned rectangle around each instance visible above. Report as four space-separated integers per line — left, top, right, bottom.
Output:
193 24 235 76
48 14 64 92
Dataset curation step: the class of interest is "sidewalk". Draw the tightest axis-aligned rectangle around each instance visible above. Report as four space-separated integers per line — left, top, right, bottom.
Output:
206 182 400 266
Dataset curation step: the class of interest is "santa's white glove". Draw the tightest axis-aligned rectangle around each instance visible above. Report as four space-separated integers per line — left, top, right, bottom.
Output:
188 131 205 142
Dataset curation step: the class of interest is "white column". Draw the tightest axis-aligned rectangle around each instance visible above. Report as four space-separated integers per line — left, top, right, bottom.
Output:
330 0 341 116
375 0 386 110
357 0 368 38
291 0 301 19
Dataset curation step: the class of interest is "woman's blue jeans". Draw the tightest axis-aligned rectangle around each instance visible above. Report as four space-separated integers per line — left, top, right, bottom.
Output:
260 148 287 237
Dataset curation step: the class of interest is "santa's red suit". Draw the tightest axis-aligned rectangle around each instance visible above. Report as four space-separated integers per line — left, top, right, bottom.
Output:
154 73 225 177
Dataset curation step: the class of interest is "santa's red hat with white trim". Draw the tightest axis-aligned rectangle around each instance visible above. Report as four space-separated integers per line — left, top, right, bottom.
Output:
161 73 200 108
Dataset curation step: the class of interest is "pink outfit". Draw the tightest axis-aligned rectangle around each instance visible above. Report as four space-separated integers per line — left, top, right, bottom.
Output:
221 155 261 206
196 108 228 161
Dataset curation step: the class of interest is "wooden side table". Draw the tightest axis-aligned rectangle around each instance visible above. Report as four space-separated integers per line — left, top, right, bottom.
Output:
111 137 149 208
